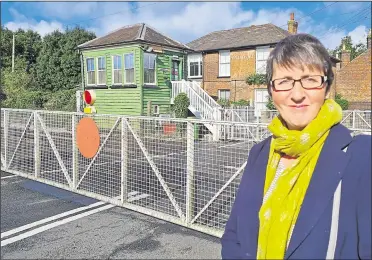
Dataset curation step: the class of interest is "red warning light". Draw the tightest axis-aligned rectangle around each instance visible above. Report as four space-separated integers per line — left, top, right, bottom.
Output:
84 90 96 105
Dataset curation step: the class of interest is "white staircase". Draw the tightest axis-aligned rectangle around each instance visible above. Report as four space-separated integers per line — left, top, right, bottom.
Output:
171 80 222 139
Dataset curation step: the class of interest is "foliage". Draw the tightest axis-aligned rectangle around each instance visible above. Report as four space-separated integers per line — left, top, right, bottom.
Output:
173 92 190 118
330 36 367 61
246 73 267 85
231 99 250 106
1 67 44 109
335 93 349 110
0 26 96 111
35 27 96 92
217 99 230 107
266 96 276 110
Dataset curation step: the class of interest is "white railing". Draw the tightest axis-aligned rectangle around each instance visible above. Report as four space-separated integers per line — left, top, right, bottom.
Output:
171 80 221 121
222 107 371 131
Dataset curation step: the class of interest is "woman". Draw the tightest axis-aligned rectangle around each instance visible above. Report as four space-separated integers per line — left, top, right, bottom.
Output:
221 33 371 259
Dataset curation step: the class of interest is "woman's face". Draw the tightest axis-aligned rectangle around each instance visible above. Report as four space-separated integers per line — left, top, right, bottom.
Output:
271 63 328 131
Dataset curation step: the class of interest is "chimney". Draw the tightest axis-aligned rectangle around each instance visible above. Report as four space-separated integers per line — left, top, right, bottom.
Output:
368 29 371 49
340 39 351 68
287 13 298 34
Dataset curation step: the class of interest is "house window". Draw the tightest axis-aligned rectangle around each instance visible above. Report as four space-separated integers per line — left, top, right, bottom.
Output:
256 47 270 74
97 57 106 85
188 53 202 78
218 89 230 101
124 53 134 84
219 50 230 77
144 53 156 84
113 55 122 85
86 58 95 85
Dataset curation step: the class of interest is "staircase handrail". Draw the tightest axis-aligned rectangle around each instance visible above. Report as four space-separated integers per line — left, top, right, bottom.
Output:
188 80 221 108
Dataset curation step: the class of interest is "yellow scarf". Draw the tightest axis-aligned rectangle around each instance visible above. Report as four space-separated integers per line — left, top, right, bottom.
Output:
257 99 342 259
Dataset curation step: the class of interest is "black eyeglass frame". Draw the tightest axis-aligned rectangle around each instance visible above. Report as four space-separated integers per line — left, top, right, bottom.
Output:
269 75 328 91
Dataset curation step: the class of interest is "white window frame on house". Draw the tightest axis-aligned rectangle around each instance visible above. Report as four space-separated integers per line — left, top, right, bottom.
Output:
256 46 270 74
218 89 231 101
86 57 96 86
124 53 135 84
144 53 156 85
97 56 106 85
219 50 230 77
112 55 123 85
188 53 202 78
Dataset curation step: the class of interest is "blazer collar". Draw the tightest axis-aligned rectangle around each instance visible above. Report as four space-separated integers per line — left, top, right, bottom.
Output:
285 123 353 258
239 123 353 259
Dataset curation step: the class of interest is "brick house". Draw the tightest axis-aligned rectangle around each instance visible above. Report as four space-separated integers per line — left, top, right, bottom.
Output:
334 30 371 110
185 13 340 111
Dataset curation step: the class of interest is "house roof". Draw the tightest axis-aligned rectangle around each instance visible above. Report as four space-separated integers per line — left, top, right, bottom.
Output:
78 23 190 50
186 23 291 52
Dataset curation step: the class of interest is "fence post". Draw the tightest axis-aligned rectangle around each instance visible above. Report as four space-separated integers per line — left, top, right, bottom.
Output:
34 112 40 178
4 110 9 170
352 111 356 129
76 91 81 113
186 121 195 225
72 114 78 190
121 117 128 204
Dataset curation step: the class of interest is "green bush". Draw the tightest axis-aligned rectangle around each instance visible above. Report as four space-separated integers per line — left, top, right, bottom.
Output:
246 73 267 85
266 96 276 110
173 92 190 118
217 99 230 107
231 99 250 106
335 94 349 110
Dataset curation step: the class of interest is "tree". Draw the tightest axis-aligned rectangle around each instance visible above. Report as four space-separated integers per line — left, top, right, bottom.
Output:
330 36 367 61
35 27 96 92
0 27 42 72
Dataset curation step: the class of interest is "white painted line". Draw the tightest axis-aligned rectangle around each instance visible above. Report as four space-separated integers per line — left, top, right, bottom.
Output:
1 201 106 239
1 175 18 180
27 198 58 206
1 203 115 247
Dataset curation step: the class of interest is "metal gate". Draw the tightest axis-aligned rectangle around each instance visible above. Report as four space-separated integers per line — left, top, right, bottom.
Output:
1 108 370 237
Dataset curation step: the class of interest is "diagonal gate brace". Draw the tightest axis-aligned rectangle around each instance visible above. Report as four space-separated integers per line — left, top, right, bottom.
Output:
125 118 185 221
36 113 72 186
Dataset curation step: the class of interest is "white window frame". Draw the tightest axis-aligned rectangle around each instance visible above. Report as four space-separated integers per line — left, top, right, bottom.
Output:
219 50 230 77
112 55 123 85
97 56 106 85
124 53 135 84
144 53 156 85
188 53 202 78
256 46 270 74
86 57 96 86
218 89 231 101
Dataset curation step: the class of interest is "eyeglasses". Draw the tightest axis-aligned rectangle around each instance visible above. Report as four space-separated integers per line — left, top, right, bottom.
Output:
270 75 327 91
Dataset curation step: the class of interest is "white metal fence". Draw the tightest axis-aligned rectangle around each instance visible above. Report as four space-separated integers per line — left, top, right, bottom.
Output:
1 108 370 238
221 107 371 132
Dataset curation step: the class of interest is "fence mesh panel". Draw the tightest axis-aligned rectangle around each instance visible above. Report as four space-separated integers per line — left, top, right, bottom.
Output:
37 112 72 186
6 110 35 175
125 118 187 218
1 109 4 168
76 115 122 200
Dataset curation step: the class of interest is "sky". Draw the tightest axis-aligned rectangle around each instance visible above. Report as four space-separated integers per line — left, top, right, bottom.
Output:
1 1 371 50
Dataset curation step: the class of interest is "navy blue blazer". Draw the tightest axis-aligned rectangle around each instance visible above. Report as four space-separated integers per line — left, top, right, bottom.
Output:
221 123 371 259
